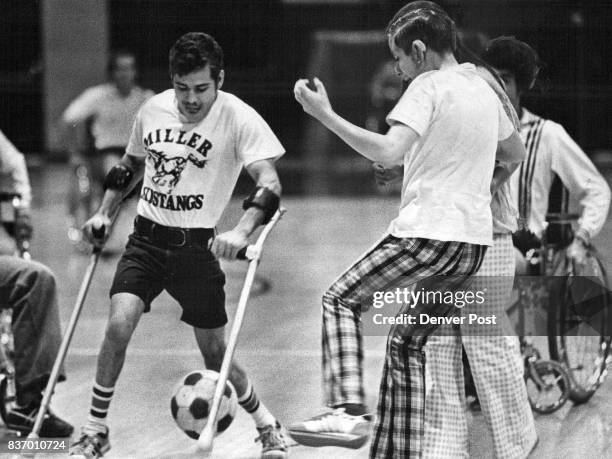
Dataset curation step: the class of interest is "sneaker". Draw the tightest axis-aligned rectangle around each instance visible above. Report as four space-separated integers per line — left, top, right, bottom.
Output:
288 408 371 449
255 422 288 458
5 404 73 437
69 428 110 458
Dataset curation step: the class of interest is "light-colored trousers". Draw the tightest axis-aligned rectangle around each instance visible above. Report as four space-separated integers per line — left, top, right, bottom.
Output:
423 234 538 459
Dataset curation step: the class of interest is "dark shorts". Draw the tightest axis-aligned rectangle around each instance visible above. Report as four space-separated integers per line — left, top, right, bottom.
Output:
110 230 227 329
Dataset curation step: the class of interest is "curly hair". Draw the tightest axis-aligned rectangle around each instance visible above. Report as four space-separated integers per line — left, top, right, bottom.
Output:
482 36 542 93
169 32 224 83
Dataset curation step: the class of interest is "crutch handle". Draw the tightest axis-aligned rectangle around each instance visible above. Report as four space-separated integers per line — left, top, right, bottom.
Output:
0 192 21 201
92 223 106 240
236 245 258 261
236 246 248 260
91 224 107 254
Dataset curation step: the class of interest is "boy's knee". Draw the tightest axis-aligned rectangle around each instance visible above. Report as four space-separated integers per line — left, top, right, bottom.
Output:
105 315 137 346
322 290 337 305
323 290 365 312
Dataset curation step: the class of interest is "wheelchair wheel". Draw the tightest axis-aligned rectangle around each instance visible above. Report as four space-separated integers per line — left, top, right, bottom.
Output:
548 251 611 404
525 360 571 414
0 309 16 424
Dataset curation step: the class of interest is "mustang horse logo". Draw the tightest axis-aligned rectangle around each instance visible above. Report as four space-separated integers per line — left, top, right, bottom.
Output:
147 148 207 194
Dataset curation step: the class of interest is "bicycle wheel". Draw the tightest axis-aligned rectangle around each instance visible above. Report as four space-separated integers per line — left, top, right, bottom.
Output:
548 251 611 404
525 360 570 414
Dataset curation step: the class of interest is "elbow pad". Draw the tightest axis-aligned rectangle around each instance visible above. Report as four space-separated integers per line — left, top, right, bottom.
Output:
242 186 280 224
103 163 134 191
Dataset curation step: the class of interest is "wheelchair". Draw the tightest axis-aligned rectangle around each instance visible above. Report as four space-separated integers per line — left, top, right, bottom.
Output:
0 191 31 430
510 213 611 413
544 214 611 404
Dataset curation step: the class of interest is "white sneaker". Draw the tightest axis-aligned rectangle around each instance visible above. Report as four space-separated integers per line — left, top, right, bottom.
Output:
288 408 371 449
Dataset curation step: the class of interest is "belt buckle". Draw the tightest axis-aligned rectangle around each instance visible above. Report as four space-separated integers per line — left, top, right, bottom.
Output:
168 228 187 247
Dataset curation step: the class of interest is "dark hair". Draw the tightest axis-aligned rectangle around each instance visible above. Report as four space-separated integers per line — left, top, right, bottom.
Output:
169 32 224 83
386 1 456 54
482 36 542 93
107 49 137 76
388 2 505 88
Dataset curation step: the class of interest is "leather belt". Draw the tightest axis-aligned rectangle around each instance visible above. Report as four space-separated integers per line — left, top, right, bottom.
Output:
134 216 214 248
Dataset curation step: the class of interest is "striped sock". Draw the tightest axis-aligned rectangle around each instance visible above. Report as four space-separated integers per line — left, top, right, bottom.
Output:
238 381 275 428
83 382 114 436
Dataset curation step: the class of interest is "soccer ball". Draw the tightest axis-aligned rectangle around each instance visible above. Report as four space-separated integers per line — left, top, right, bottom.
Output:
170 370 238 440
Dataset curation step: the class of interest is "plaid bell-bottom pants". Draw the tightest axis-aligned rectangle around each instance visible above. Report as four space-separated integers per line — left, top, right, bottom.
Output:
321 235 486 458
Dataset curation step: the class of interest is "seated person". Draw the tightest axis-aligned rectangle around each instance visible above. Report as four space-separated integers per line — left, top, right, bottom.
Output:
0 129 73 437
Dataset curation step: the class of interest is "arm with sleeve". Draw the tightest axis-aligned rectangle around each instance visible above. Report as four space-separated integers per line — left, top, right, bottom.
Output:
549 123 611 240
236 105 285 167
386 75 434 139
61 88 99 125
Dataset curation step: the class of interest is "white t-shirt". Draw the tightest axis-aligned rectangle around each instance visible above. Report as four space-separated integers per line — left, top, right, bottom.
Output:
127 89 285 228
63 83 154 149
385 63 514 246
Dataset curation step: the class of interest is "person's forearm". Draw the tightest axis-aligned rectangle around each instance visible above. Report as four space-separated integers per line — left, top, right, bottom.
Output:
97 189 124 219
232 208 268 238
98 155 144 218
234 168 282 237
322 111 400 164
578 179 611 240
491 162 519 195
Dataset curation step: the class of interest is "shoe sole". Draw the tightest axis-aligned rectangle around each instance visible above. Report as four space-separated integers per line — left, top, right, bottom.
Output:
70 441 111 458
261 450 288 459
288 429 369 449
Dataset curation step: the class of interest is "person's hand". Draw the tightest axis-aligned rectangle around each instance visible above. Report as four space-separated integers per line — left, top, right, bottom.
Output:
373 163 403 186
82 213 111 248
14 207 33 241
567 237 588 271
293 77 333 122
210 229 249 260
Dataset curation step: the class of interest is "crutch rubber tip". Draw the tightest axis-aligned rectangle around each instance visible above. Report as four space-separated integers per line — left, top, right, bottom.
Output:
197 425 215 453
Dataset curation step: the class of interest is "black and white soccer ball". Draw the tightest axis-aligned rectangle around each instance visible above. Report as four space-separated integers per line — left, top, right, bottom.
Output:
171 369 238 440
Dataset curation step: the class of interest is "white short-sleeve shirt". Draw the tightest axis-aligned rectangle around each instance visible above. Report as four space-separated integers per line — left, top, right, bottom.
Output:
127 89 285 228
385 63 514 246
63 83 154 149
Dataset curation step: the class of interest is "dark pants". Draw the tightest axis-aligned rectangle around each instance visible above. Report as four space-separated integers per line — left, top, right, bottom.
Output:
0 256 64 404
